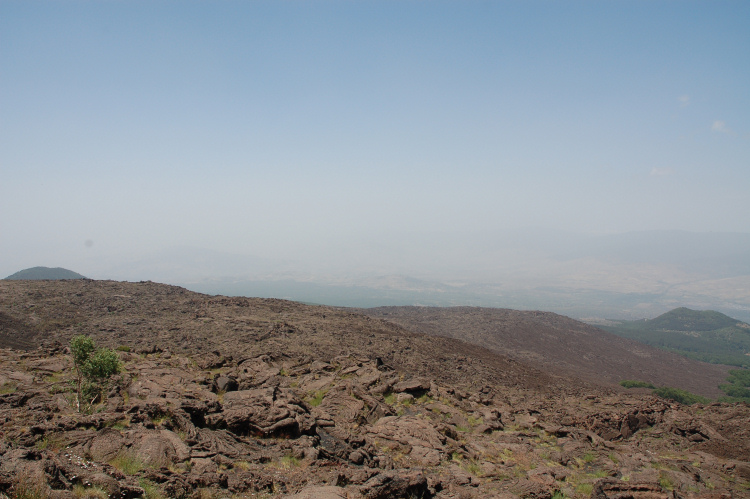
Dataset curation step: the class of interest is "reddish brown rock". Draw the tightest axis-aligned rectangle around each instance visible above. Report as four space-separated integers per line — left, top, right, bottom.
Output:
366 416 445 466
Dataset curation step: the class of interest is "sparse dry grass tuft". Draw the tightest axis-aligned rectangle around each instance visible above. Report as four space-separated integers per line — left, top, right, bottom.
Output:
72 485 108 499
10 472 49 499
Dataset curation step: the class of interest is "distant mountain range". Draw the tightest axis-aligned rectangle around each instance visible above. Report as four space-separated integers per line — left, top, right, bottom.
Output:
599 307 750 368
4 266 87 280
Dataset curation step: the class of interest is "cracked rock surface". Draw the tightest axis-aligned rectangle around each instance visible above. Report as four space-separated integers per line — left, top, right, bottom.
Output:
0 280 748 498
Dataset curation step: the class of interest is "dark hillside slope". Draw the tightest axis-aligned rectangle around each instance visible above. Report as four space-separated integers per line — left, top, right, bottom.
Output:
363 306 730 398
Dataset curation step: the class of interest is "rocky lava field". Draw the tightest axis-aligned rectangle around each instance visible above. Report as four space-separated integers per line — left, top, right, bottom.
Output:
1 280 749 498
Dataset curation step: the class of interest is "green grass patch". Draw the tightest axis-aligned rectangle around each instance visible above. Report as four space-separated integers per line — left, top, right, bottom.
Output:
34 433 67 452
416 393 434 404
279 454 300 469
1 382 17 395
110 453 147 475
306 389 328 407
451 452 482 476
234 460 251 471
467 415 483 427
150 414 171 426
658 474 675 491
575 483 593 496
72 485 108 499
11 472 50 499
105 418 129 430
139 479 166 499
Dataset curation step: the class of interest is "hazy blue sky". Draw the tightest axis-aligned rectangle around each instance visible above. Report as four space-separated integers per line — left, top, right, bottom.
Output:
1 1 749 277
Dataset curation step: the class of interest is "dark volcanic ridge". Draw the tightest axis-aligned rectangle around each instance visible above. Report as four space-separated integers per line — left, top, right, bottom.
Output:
362 306 732 399
0 280 749 499
0 280 584 396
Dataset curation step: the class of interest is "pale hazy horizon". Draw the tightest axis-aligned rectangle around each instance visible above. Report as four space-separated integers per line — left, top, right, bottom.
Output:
2 2 748 318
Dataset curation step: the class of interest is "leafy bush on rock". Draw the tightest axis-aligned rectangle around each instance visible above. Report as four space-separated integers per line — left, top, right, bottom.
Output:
70 335 120 412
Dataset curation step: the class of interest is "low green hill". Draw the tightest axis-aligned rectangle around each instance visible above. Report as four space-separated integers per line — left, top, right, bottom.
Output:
4 267 87 280
601 308 750 368
647 307 740 331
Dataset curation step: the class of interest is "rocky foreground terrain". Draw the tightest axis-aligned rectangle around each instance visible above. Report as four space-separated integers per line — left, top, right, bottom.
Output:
1 280 749 498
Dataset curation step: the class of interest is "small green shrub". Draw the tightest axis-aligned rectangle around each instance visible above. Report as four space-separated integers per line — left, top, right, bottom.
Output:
70 335 121 412
115 345 131 352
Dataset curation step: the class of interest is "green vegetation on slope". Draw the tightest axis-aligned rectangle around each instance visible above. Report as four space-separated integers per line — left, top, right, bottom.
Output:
619 380 655 389
719 368 750 403
653 386 710 405
601 308 750 368
619 380 709 405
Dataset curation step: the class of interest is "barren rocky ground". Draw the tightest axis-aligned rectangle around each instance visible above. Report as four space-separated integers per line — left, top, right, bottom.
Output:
1 280 749 498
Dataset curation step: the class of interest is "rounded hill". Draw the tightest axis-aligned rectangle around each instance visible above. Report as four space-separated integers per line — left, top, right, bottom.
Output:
4 266 87 280
647 307 742 331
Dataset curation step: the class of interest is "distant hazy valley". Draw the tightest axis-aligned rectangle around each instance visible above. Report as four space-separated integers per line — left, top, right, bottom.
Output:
43 229 750 323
